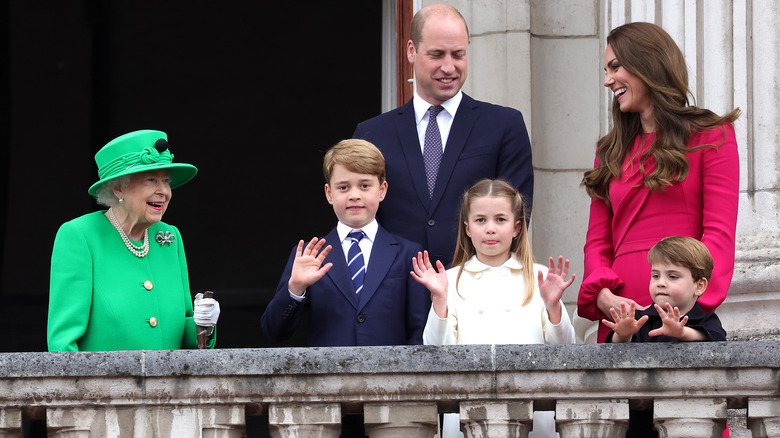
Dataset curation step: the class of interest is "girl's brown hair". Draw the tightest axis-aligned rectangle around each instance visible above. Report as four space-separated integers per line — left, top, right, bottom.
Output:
452 179 535 305
582 22 740 205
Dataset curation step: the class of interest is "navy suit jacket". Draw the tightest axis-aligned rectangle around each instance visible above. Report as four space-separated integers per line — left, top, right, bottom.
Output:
261 225 431 347
353 93 533 267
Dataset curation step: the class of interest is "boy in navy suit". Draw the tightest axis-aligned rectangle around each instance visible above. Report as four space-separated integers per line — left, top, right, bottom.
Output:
262 139 431 347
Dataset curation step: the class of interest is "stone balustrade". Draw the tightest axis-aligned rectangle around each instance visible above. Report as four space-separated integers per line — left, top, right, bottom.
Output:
0 342 778 437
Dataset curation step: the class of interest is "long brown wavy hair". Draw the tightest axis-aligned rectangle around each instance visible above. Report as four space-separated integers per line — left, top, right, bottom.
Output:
452 179 535 306
582 22 740 205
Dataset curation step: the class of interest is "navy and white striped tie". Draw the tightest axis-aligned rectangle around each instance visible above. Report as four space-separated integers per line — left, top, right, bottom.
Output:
347 231 366 294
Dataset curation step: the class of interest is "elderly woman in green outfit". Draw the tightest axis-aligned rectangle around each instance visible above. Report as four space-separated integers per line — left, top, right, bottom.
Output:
47 130 220 351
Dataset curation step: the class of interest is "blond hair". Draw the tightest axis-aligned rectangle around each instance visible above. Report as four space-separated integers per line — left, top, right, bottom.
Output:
453 179 535 305
323 139 386 184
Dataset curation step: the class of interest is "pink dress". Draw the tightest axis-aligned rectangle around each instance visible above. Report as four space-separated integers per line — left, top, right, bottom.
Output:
578 123 739 343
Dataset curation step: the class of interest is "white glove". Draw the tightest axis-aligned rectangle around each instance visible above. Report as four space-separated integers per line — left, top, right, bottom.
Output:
194 292 220 327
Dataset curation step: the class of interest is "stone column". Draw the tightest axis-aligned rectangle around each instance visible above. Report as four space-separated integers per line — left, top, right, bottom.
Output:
726 0 780 343
47 405 245 437
653 398 727 437
747 398 780 438
363 402 438 438
459 400 534 438
0 408 22 438
268 403 341 438
527 0 601 333
555 399 629 437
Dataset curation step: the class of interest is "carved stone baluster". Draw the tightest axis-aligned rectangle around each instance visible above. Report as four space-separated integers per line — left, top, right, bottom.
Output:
197 405 246 438
555 399 629 438
268 403 341 438
363 402 438 438
46 407 98 438
748 398 780 438
0 408 22 438
47 405 245 437
459 400 534 438
654 398 727 437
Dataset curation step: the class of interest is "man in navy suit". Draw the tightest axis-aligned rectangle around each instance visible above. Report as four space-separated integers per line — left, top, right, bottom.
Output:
261 139 430 347
353 4 533 268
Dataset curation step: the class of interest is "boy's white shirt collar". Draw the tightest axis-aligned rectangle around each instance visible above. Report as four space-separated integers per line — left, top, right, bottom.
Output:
336 219 378 243
463 253 524 272
412 90 462 124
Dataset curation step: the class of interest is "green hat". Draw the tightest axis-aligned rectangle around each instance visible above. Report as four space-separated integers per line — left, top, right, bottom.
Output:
88 130 198 196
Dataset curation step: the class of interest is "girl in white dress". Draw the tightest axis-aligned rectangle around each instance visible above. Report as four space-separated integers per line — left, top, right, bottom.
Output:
413 179 576 345
411 179 574 437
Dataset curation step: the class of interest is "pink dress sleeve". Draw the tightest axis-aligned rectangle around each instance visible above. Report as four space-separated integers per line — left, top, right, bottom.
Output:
577 185 623 321
697 123 739 312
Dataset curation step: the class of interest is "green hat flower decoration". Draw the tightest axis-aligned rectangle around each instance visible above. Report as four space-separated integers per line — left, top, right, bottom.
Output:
88 130 198 196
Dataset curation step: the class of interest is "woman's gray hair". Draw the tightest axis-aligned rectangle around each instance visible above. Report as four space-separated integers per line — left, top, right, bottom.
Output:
93 175 132 207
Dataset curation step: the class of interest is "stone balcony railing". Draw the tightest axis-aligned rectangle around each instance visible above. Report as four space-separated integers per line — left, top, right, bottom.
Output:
0 342 778 438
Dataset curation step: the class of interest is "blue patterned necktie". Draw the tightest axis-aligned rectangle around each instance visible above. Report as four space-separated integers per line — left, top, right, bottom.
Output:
347 231 366 294
423 105 444 198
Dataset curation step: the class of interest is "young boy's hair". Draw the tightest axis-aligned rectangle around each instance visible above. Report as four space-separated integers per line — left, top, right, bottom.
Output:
452 179 535 305
647 236 714 282
323 139 386 183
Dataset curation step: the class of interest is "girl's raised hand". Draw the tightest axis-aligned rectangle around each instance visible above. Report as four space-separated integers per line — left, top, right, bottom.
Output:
537 256 575 324
410 250 449 318
538 256 576 308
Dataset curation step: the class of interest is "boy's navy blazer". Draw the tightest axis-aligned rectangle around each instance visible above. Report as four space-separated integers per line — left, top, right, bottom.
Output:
353 93 534 267
261 224 431 347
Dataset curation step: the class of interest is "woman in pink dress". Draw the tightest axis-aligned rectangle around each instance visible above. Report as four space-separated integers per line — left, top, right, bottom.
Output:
578 21 740 345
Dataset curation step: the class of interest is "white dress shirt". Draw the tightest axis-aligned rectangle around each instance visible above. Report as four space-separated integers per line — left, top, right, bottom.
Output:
335 219 378 269
413 91 462 153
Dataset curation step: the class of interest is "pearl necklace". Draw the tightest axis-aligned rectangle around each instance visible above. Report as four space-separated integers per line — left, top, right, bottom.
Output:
107 207 149 258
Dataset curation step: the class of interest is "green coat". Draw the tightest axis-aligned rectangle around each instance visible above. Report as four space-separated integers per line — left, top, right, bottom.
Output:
47 211 213 351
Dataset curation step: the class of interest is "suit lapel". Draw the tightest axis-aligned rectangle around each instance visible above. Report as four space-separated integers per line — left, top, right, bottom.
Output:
431 94 479 209
323 228 359 309
394 101 433 209
357 226 399 311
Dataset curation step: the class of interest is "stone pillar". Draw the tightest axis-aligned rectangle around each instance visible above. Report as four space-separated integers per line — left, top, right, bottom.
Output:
653 398 727 437
747 398 780 438
555 399 629 437
268 403 341 438
363 402 438 438
459 400 534 438
0 408 22 438
47 405 245 437
528 0 601 330
726 0 780 343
